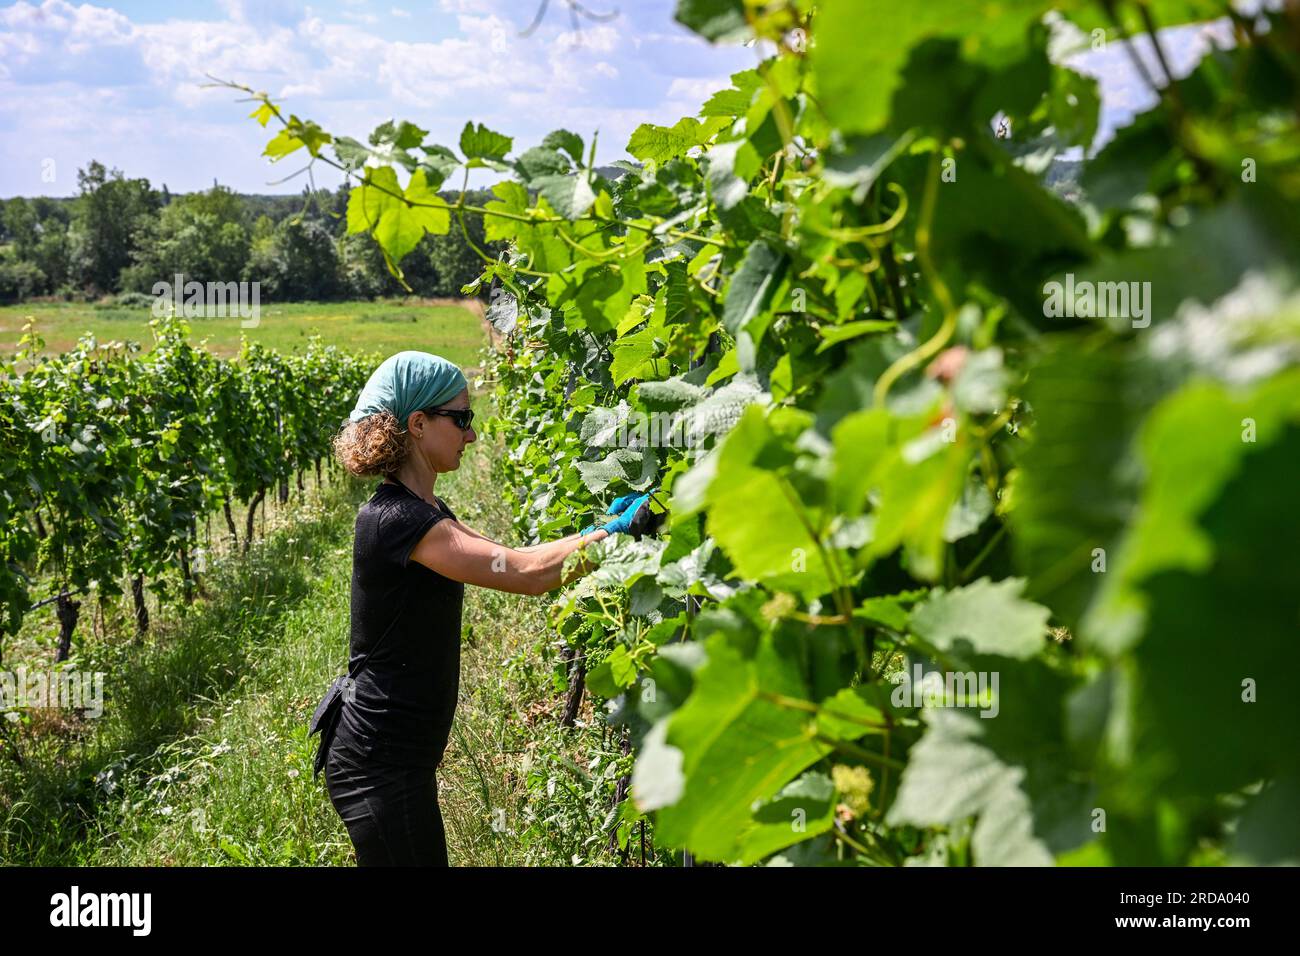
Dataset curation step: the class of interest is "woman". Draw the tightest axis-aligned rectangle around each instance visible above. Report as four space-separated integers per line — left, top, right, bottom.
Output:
324 350 648 866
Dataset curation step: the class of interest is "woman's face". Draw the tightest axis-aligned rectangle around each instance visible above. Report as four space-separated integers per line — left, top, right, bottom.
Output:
408 387 477 472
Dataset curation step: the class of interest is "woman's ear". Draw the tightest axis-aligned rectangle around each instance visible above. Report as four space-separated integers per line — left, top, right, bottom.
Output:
407 410 425 438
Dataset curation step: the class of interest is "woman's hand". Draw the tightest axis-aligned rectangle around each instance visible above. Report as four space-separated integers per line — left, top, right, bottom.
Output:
606 492 648 516
581 490 655 535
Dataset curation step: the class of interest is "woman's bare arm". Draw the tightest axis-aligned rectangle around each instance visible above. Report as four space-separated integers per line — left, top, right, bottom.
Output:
516 533 585 553
442 520 584 553
409 518 607 596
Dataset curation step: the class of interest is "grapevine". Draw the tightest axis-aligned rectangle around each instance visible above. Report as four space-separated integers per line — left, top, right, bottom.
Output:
0 317 371 657
232 0 1300 865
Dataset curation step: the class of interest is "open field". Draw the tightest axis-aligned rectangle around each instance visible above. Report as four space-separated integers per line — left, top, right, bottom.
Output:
0 298 489 369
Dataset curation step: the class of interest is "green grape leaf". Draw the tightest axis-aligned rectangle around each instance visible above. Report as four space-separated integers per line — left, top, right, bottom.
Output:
1232 773 1300 865
1059 197 1300 332
515 146 572 183
640 629 834 863
705 139 762 211
346 167 400 235
815 319 898 354
369 118 428 150
628 117 710 164
575 446 657 493
459 121 513 163
909 577 1050 660
636 376 708 410
332 135 372 171
1127 426 1300 799
722 240 788 341
263 115 332 161
585 537 667 589
534 173 597 220
705 462 837 598
248 102 275 127
832 408 970 581
1012 342 1153 645
484 180 530 243
420 144 460 186
942 474 995 542
823 131 916 203
610 325 662 385
486 286 518 335
887 659 1094 865
542 128 586 165
631 718 686 810
699 69 764 118
587 645 639 697
811 0 1055 135
353 167 450 266
674 0 752 43
739 771 837 863
401 168 451 236
815 686 889 740
1045 64 1100 149
853 589 927 631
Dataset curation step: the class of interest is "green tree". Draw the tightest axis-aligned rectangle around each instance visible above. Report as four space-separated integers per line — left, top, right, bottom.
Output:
31 197 72 229
32 221 70 293
68 160 160 294
0 260 45 303
120 185 251 291
425 188 499 297
244 216 340 300
1 198 39 258
338 230 390 299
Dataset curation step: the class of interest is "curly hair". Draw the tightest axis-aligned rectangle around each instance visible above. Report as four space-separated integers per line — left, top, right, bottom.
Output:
332 410 409 477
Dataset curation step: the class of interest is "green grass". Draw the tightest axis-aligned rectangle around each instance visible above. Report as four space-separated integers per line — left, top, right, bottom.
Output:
0 405 615 866
0 298 489 369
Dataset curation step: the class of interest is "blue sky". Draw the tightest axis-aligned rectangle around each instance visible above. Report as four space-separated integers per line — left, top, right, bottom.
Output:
0 0 1234 198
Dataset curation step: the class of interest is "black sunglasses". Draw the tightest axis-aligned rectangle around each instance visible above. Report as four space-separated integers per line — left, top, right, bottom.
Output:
421 407 475 431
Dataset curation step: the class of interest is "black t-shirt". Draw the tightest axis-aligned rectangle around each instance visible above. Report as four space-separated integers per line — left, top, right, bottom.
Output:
335 479 464 768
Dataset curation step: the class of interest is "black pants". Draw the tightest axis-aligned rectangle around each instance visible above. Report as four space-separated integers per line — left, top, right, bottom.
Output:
325 732 448 866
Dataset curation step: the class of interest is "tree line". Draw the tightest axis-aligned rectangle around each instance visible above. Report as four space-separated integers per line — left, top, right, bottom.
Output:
0 160 500 304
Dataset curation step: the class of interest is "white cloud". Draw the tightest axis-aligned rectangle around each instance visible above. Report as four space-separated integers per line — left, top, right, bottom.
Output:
0 0 755 196
217 0 306 27
437 0 495 12
553 22 619 53
665 76 730 103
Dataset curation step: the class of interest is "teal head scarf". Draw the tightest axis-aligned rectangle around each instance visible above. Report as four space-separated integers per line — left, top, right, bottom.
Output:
349 351 467 428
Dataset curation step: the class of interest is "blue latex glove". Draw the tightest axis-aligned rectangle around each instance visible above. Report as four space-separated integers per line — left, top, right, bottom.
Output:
581 489 656 535
601 493 652 536
607 489 656 516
